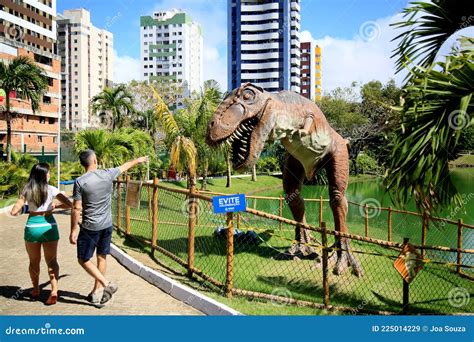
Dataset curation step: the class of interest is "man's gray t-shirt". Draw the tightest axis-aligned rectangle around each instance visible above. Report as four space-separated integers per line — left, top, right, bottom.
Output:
72 168 121 231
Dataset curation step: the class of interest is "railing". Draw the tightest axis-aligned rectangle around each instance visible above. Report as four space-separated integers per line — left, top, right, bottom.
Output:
112 177 474 314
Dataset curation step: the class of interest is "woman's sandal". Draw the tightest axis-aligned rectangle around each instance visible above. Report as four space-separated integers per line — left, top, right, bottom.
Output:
45 293 58 305
30 289 40 299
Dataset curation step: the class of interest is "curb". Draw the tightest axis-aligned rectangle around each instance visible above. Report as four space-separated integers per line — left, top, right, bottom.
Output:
110 244 242 316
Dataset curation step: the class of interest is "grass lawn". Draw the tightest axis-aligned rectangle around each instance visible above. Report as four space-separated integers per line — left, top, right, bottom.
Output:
112 182 473 315
451 154 474 167
164 174 378 195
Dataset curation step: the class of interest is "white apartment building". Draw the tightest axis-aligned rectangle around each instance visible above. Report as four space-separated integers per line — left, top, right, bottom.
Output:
228 0 300 93
57 8 113 131
140 9 203 98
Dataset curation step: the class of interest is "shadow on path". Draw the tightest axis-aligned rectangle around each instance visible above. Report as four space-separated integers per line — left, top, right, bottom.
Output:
0 274 97 308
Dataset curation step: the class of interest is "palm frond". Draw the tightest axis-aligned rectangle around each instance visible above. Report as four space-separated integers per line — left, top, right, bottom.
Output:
150 85 179 138
385 46 474 212
391 0 473 79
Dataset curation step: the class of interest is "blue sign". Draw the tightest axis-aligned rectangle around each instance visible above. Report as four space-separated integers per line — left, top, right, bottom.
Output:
212 194 246 214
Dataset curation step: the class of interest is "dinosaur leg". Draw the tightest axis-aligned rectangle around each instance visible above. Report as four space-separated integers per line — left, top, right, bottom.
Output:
276 153 318 260
325 141 363 277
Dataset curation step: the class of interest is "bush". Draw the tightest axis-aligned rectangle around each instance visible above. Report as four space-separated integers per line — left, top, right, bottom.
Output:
356 153 381 174
256 156 280 174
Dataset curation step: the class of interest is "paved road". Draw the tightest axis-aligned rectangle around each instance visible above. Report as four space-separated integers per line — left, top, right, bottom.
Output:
0 210 202 315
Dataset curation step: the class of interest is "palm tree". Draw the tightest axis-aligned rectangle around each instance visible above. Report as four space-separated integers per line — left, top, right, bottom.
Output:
150 87 197 187
387 0 473 212
133 109 159 141
193 81 223 190
0 56 48 162
74 129 135 168
91 84 135 131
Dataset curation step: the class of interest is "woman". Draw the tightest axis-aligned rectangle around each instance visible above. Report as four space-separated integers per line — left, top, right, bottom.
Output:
10 163 72 305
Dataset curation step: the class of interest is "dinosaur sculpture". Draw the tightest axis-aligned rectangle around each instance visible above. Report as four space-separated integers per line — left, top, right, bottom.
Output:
206 83 363 276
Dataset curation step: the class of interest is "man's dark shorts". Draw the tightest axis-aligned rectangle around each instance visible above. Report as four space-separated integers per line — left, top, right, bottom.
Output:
77 226 113 261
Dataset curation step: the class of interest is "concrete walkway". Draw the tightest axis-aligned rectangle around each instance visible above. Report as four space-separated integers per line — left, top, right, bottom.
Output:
0 211 202 315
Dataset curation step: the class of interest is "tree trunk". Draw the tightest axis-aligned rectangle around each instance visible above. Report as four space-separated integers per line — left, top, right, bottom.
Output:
5 94 12 163
251 164 257 182
200 161 208 191
225 151 232 188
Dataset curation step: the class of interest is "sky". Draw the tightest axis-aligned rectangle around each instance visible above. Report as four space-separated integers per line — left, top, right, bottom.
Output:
56 0 471 93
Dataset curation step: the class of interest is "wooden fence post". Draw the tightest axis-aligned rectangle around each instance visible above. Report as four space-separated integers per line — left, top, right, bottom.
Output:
226 212 234 298
148 185 153 222
421 214 428 259
187 184 197 276
364 204 369 238
321 221 330 307
457 219 463 274
125 175 131 235
402 237 410 314
279 195 283 230
319 196 323 227
116 179 122 231
151 178 159 250
387 207 393 242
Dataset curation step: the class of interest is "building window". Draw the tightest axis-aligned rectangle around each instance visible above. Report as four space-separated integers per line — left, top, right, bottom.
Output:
39 117 46 124
42 96 51 104
37 136 43 142
48 117 55 124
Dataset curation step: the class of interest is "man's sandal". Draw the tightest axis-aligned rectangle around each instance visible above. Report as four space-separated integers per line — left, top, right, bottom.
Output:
100 282 118 304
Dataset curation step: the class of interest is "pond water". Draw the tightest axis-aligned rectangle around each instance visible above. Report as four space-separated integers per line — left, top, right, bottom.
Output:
252 169 474 263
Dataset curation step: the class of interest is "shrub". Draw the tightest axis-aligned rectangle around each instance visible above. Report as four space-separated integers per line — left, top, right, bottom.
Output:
256 156 280 174
356 153 381 174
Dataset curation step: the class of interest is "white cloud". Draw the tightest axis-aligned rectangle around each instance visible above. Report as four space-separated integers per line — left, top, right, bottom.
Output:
151 0 228 89
113 50 141 84
304 13 474 93
301 14 406 93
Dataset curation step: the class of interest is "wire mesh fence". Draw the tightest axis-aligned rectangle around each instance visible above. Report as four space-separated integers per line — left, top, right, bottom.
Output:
113 178 474 314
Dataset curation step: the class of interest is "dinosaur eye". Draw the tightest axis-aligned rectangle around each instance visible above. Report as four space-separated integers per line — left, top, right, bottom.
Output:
242 89 254 101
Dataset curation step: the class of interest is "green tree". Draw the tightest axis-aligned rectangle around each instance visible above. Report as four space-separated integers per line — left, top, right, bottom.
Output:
151 87 197 186
387 0 474 212
74 129 135 168
91 84 135 131
0 56 48 162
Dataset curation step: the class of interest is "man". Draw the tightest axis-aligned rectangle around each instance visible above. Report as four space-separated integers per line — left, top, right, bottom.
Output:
70 149 148 306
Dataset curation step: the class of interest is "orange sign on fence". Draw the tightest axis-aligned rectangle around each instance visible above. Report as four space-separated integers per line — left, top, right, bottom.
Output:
393 242 424 283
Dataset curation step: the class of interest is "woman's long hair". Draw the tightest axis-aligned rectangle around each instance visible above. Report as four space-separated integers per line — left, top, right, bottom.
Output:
22 163 50 208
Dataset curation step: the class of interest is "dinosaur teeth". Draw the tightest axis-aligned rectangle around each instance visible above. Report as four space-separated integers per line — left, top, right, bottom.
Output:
238 153 245 159
235 131 242 138
240 147 246 152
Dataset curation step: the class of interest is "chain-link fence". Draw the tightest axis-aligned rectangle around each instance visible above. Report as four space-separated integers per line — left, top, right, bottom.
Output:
113 178 473 314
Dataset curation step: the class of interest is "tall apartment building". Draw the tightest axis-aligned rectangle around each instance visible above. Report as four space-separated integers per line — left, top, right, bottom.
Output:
0 0 61 163
140 9 203 98
228 0 300 93
300 41 322 101
57 8 113 131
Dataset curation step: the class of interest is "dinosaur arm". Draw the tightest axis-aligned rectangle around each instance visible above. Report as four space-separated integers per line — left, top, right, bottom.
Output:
302 112 315 132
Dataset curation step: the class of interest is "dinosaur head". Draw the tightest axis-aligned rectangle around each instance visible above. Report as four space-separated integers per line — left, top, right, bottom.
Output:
206 83 274 171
